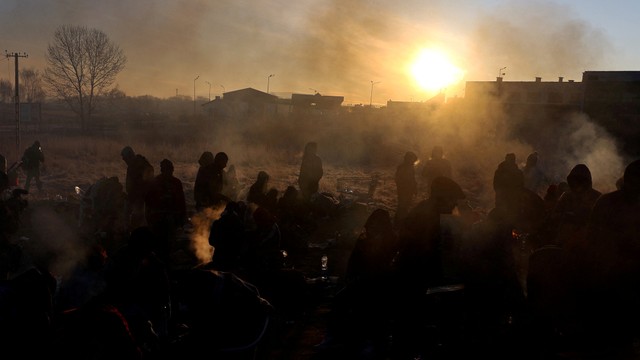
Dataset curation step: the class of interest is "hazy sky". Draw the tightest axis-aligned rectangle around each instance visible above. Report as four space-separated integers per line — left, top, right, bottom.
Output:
1 0 638 104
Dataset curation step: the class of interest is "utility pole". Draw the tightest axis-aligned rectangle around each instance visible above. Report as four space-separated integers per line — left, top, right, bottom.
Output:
267 74 275 94
5 51 28 156
370 80 380 107
193 75 199 116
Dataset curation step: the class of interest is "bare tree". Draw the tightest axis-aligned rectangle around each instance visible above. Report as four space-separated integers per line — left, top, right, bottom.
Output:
44 25 126 131
20 68 46 103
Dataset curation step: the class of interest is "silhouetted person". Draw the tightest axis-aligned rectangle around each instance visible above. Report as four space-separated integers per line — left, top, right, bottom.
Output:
581 159 640 350
390 176 466 358
421 145 452 196
209 200 250 272
22 140 45 192
522 151 549 197
120 146 154 231
276 185 311 252
192 151 229 212
298 141 323 202
549 164 601 250
247 170 270 207
319 208 399 355
493 153 524 220
211 152 230 206
194 151 215 211
394 151 418 226
145 159 186 265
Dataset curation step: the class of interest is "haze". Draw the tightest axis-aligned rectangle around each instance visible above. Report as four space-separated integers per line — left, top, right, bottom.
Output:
1 0 638 104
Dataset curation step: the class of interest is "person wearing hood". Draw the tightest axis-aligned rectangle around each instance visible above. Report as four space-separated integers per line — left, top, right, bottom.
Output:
550 164 602 249
194 151 215 211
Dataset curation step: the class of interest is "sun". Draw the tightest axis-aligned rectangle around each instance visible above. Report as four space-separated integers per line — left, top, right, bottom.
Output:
410 48 464 92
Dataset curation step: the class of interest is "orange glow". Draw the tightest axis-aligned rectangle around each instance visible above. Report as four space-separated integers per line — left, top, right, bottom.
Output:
410 48 464 92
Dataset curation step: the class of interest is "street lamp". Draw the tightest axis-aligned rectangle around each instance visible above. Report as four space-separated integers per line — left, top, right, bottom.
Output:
193 75 199 115
370 80 380 107
219 84 225 94
267 74 275 93
205 81 211 101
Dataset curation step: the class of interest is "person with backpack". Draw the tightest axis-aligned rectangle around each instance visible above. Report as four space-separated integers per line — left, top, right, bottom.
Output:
22 140 45 192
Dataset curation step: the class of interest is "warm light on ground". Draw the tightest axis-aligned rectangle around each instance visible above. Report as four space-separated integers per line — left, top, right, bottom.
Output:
410 48 464 92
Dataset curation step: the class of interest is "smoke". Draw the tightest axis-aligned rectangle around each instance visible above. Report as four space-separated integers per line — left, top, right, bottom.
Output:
188 204 224 265
538 112 626 193
22 203 85 279
469 2 612 82
1 0 618 103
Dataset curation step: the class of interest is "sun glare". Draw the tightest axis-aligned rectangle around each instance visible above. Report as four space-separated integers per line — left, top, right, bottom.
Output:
410 49 464 92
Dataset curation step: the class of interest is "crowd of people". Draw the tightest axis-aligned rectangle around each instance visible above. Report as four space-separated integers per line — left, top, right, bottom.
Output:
1 139 640 360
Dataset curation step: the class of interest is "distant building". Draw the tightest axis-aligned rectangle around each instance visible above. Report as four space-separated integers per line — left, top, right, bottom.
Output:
463 72 640 155
582 71 640 155
386 92 445 113
465 76 583 109
202 87 278 121
290 93 344 118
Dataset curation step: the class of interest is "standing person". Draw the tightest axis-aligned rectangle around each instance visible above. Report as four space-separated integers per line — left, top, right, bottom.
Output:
522 151 549 197
549 164 601 250
394 151 418 226
22 140 45 192
493 153 524 217
318 208 399 354
210 151 230 206
145 159 186 265
421 146 452 197
390 176 466 358
298 141 323 202
120 145 154 231
194 151 215 211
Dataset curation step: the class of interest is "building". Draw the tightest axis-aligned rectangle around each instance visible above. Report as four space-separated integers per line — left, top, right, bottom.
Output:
464 72 640 156
582 71 640 155
202 87 278 121
289 93 344 118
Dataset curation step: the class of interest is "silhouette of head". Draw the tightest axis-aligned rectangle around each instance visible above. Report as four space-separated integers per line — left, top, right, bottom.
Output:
505 153 516 164
623 159 640 197
198 151 214 167
567 164 592 191
430 176 465 214
214 152 228 168
304 142 317 156
364 208 393 234
257 170 269 183
160 159 174 175
404 151 418 165
121 146 135 161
